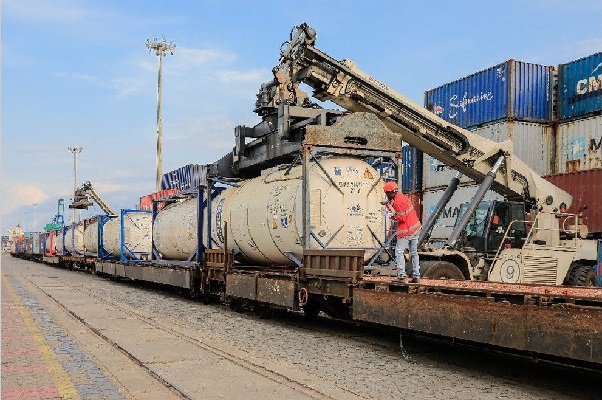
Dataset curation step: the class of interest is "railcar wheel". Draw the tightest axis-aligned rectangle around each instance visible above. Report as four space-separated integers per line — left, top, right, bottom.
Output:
303 303 320 319
421 261 465 280
568 265 598 287
228 297 243 312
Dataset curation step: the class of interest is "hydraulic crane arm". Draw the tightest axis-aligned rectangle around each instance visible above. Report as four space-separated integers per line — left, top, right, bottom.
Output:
70 181 116 216
270 23 571 213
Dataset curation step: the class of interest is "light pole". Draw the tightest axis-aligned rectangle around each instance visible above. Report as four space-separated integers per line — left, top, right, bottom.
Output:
32 202 37 231
67 146 83 222
146 37 176 192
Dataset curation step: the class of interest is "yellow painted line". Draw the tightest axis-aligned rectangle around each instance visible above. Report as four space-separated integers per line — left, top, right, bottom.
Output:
2 275 81 400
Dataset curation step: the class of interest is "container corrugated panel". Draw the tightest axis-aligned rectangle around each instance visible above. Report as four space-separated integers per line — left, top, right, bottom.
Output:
408 192 423 223
401 145 422 193
558 52 602 121
424 60 551 129
422 121 554 189
422 184 504 242
139 189 181 211
161 164 208 191
556 115 602 173
543 169 601 235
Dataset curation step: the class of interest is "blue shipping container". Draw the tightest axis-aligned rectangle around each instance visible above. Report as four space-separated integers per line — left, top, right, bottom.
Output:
161 164 208 191
365 146 421 193
558 52 602 121
401 145 422 193
424 60 552 129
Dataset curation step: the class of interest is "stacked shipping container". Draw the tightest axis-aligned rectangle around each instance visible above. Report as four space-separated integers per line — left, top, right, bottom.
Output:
546 52 602 236
421 60 554 242
417 53 602 239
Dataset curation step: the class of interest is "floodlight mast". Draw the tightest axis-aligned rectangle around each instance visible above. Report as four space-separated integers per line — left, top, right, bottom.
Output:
67 146 83 222
146 37 176 192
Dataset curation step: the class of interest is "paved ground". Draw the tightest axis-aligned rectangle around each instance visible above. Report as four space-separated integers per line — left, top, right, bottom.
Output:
2 253 601 400
2 273 123 399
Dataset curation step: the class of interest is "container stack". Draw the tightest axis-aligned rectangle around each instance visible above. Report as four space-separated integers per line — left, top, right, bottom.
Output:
421 60 554 243
544 52 602 235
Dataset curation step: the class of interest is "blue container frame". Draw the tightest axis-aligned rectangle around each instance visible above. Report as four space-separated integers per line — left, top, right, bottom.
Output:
98 214 118 260
119 209 152 262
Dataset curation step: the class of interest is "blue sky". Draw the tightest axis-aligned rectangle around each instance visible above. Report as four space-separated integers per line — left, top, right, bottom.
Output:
2 0 601 234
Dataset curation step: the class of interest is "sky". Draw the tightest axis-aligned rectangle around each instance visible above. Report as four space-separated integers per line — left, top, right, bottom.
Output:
2 0 601 235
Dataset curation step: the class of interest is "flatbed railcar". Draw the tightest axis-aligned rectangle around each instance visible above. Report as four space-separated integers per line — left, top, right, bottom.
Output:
14 245 602 370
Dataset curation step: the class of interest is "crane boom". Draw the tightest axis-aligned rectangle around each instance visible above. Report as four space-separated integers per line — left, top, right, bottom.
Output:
270 23 571 213
70 181 116 216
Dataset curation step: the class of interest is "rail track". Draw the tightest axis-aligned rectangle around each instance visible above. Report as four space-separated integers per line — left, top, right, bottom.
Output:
5 255 601 400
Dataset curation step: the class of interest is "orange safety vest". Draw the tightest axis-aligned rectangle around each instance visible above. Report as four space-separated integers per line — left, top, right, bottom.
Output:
387 192 421 238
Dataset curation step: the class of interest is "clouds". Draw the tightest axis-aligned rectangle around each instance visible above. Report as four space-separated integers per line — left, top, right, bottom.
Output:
1 184 49 216
2 0 601 236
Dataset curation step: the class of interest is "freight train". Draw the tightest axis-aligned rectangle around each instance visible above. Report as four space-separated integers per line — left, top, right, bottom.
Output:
9 24 602 369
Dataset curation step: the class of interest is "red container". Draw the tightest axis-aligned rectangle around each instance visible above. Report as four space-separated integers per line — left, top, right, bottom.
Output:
45 231 56 256
139 189 181 211
408 192 423 223
544 169 602 235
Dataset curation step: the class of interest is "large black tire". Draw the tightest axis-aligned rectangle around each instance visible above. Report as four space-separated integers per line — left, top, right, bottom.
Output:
567 265 599 287
420 260 465 280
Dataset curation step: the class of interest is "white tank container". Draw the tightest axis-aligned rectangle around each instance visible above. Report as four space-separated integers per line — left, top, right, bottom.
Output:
102 212 152 259
84 218 99 256
153 199 198 260
45 233 53 255
64 224 85 255
153 157 386 264
53 229 64 254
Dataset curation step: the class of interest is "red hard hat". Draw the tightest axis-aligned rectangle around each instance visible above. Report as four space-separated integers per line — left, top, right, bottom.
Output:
383 181 398 192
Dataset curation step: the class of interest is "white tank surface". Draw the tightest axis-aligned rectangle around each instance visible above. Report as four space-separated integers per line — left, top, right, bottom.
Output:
45 233 53 255
84 218 99 256
102 212 152 259
153 198 198 260
64 224 84 255
153 157 386 264
53 229 64 254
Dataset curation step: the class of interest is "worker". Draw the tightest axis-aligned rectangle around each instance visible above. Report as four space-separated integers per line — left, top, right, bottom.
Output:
383 181 421 283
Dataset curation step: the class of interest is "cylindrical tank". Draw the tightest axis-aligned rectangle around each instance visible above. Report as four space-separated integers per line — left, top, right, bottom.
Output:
53 229 64 255
84 218 99 256
153 157 386 264
64 224 84 255
102 212 152 258
153 199 198 260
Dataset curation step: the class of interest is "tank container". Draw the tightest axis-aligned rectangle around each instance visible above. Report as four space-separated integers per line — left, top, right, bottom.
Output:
422 121 554 189
102 211 152 259
161 164 208 191
424 60 552 129
543 169 601 235
556 115 602 173
53 229 64 255
422 184 504 243
64 224 84 255
84 217 99 256
153 157 386 264
558 52 602 121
